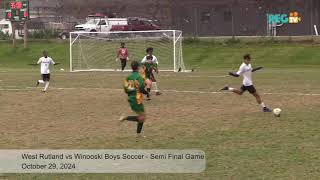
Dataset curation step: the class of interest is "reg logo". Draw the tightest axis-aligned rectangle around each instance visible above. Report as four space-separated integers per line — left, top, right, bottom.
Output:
268 12 302 24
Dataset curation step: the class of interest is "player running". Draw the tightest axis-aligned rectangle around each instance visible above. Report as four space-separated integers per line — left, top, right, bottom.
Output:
120 61 150 139
32 51 58 92
141 47 161 95
221 54 272 112
140 55 156 101
116 42 129 71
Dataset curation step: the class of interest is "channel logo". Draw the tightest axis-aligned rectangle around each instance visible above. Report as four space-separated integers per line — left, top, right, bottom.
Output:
268 12 302 24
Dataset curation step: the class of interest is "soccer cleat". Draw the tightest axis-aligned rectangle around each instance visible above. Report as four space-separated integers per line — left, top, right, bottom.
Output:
119 116 126 122
146 97 151 101
156 92 162 96
36 81 39 86
263 107 272 112
220 86 229 91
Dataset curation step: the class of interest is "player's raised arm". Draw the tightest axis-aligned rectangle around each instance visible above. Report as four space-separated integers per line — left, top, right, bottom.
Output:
229 63 245 77
52 60 61 66
28 58 41 66
252 67 263 72
229 72 240 77
50 58 55 65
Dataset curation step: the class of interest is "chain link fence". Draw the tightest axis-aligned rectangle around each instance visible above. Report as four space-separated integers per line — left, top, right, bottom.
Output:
2 0 320 37
166 0 320 37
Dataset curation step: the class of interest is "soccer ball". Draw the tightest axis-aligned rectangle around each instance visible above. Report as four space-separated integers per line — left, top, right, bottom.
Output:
273 108 282 117
60 68 65 71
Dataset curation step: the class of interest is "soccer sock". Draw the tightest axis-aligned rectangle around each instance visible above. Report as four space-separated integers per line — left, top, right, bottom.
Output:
38 80 44 84
44 82 50 91
137 122 144 134
147 88 151 98
126 116 139 122
260 102 266 108
152 82 159 92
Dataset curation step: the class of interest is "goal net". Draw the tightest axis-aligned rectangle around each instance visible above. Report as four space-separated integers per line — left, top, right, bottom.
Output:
70 30 185 72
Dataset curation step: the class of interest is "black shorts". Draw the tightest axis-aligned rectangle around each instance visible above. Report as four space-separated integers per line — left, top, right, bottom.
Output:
42 74 50 81
241 85 256 94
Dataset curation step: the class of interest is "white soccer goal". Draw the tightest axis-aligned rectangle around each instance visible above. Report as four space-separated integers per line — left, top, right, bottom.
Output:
69 30 185 72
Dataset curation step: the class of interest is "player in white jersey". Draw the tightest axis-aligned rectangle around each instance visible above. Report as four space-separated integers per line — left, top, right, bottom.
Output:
141 48 158 64
141 47 161 95
33 51 57 92
221 54 272 112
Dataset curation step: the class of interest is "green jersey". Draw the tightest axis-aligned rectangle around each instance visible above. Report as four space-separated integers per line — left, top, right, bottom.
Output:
142 62 156 79
124 71 144 104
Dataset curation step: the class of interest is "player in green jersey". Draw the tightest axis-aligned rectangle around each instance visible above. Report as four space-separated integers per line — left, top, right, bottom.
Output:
120 61 150 138
140 55 157 100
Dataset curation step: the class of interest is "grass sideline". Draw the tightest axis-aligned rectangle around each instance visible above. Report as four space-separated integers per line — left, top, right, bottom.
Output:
0 40 320 179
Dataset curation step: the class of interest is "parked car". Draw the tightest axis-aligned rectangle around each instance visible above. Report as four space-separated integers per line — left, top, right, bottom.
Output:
110 17 161 31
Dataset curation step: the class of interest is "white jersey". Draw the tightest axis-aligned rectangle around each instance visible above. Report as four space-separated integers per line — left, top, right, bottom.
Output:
236 63 253 86
37 57 55 74
141 55 158 64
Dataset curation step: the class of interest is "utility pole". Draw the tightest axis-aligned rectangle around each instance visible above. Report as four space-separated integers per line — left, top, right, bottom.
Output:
12 22 16 48
194 7 198 37
24 21 28 48
231 2 235 37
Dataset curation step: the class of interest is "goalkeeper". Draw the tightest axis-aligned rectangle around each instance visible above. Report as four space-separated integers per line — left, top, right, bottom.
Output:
120 61 150 139
116 42 129 71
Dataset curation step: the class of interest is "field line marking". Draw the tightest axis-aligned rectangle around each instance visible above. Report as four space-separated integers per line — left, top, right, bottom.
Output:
1 86 320 96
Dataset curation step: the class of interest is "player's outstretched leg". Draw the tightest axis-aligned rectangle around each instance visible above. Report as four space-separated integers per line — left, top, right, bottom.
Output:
42 74 51 92
43 81 50 92
152 82 162 96
252 92 272 112
36 80 44 86
119 114 146 139
221 86 243 95
150 74 161 96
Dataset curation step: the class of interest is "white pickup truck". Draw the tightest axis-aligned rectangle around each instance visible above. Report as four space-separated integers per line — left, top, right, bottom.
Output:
59 16 161 39
74 18 127 32
0 19 22 39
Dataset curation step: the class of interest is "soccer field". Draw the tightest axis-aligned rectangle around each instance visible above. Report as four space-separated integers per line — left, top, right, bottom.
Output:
0 40 320 179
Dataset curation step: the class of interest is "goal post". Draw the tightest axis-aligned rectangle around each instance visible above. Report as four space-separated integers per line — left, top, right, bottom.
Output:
69 30 186 72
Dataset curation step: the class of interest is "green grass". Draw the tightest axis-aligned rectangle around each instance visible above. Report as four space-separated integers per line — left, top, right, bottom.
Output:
184 41 320 69
0 40 68 69
1 39 320 70
0 40 320 180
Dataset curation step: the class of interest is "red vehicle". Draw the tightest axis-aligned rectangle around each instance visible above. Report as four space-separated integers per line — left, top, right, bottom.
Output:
110 17 161 31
